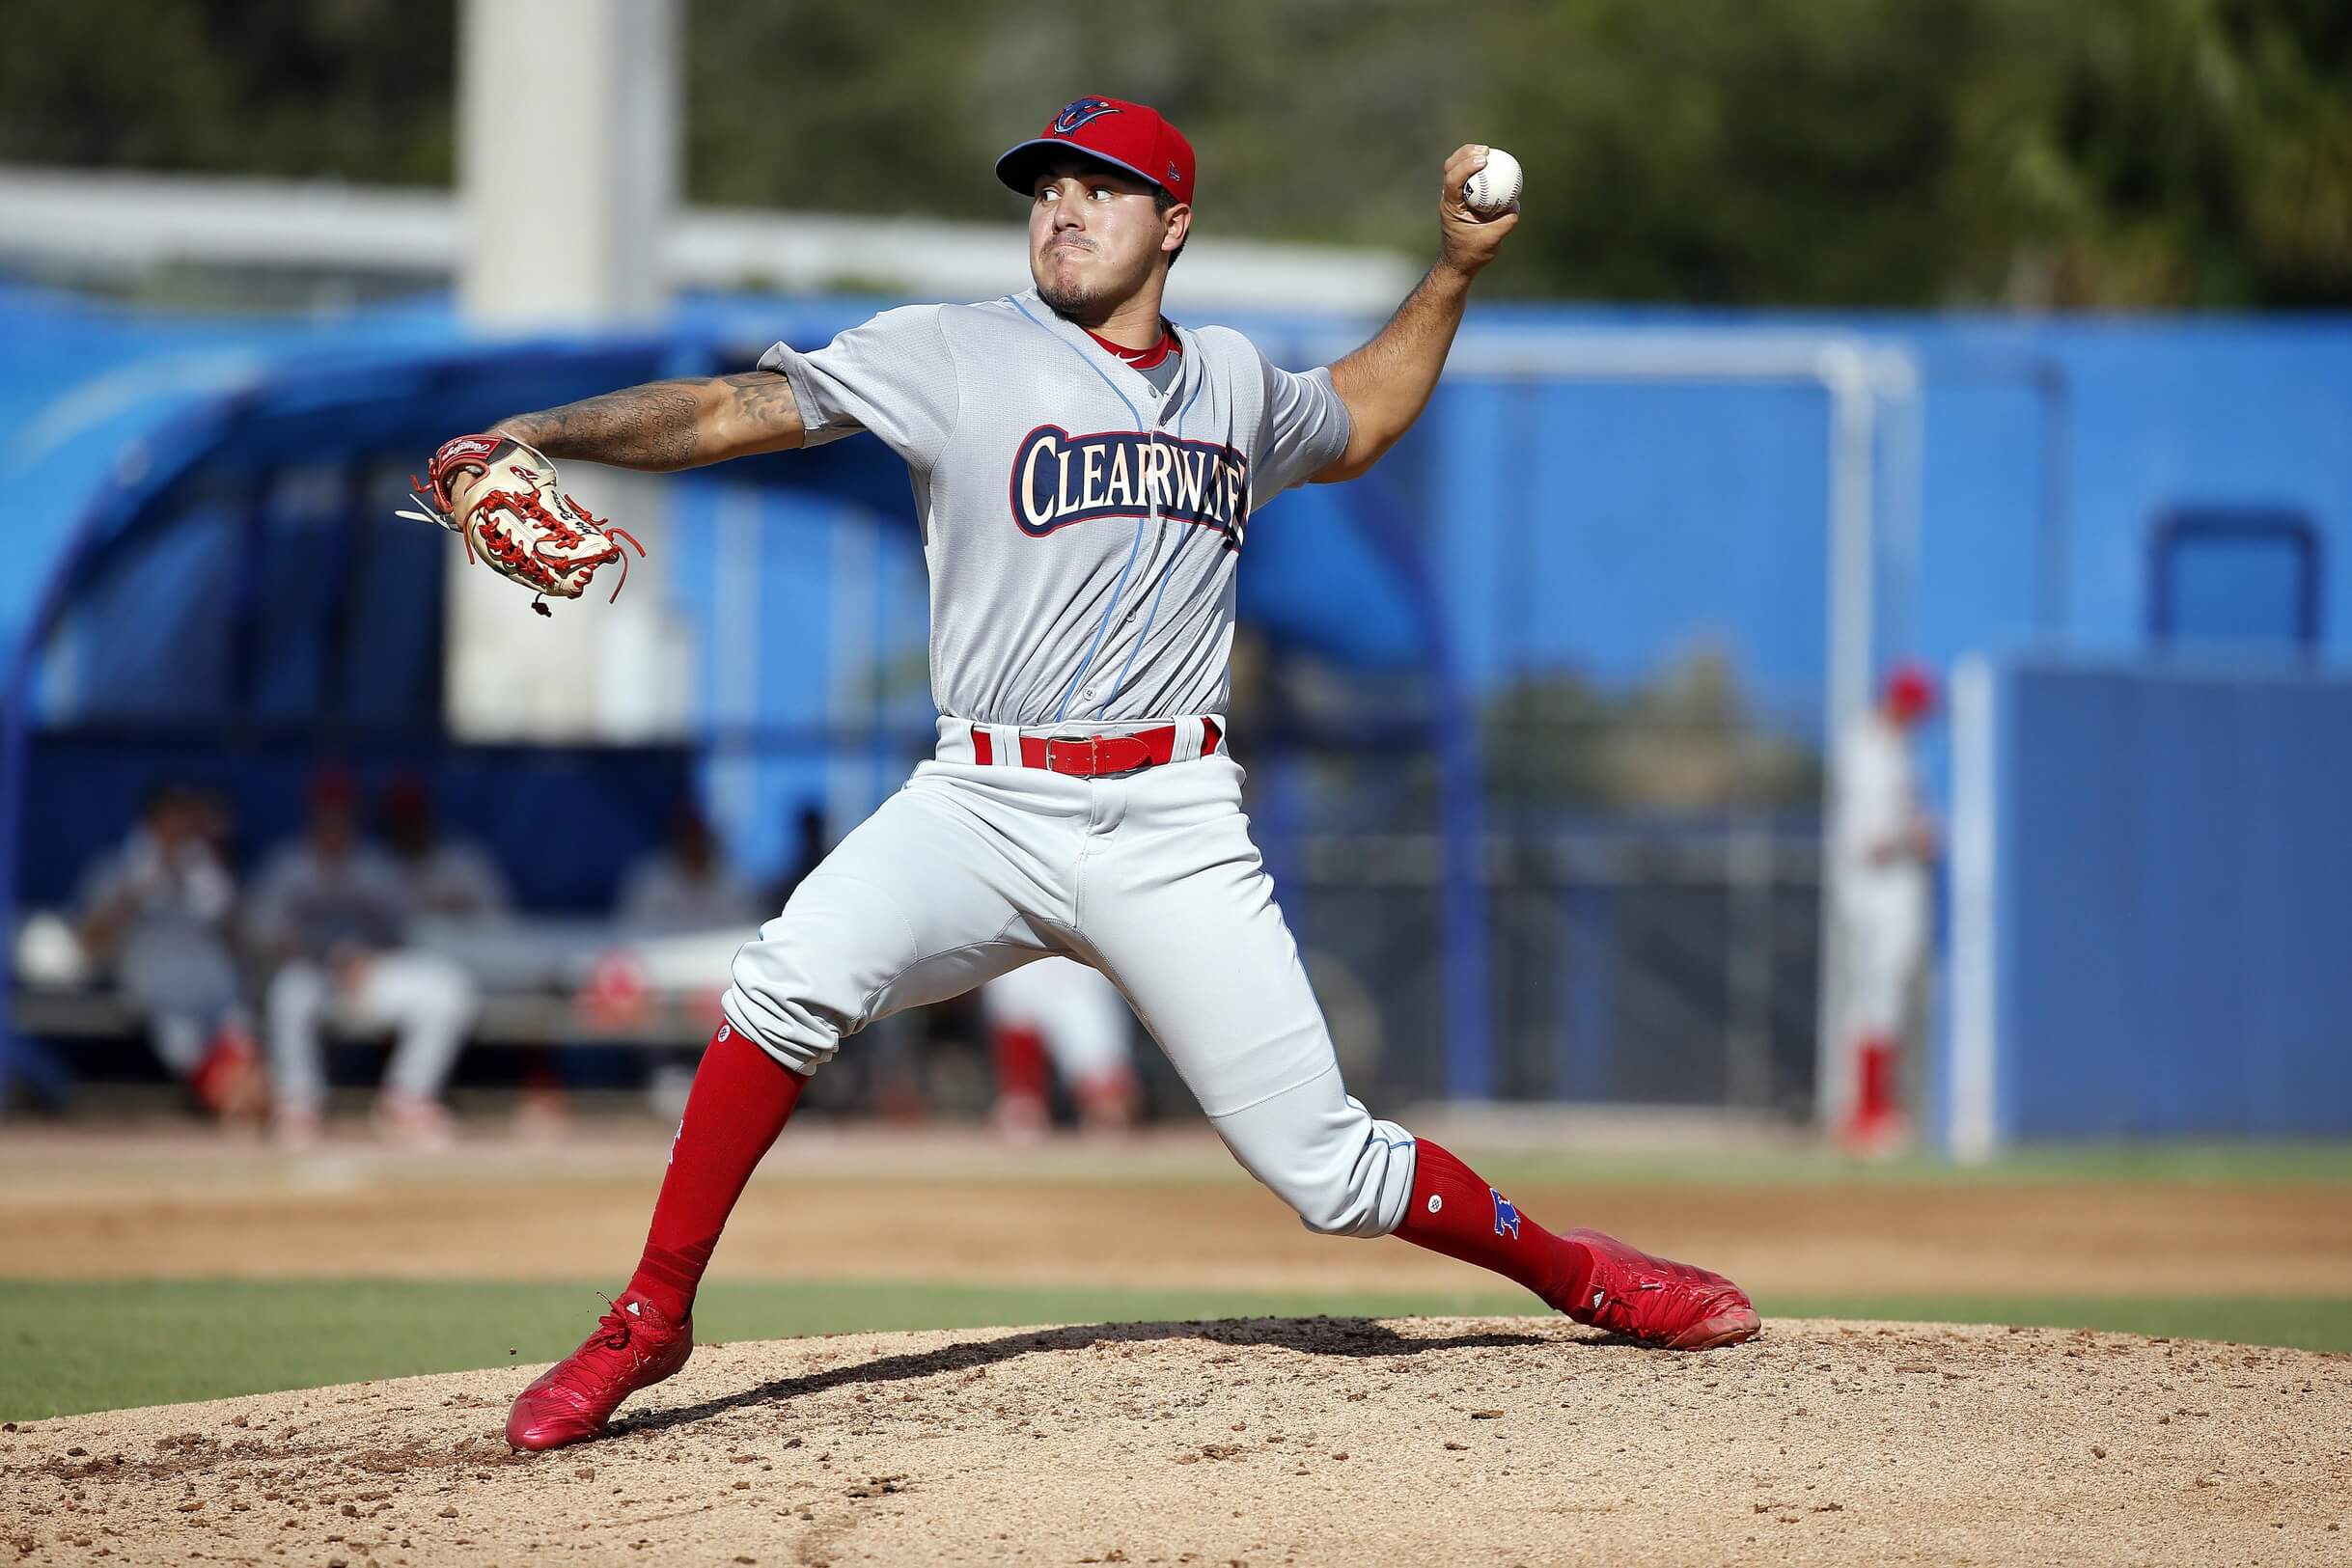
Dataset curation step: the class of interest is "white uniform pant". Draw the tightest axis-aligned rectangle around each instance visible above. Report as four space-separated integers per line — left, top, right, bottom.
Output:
722 745 1417 1237
266 950 479 1111
1838 867 1929 1040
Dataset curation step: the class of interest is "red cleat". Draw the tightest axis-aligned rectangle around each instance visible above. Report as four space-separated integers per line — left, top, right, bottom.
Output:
1560 1228 1761 1350
506 1292 693 1451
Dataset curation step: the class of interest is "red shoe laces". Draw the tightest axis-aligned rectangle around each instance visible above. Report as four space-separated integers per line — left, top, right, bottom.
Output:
548 1297 645 1398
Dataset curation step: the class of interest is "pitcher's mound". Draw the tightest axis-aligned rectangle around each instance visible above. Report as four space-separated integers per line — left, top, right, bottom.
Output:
4 1316 2346 1566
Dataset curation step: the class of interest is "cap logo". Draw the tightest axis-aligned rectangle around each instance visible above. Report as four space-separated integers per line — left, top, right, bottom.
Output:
1166 160 1183 184
1051 97 1121 136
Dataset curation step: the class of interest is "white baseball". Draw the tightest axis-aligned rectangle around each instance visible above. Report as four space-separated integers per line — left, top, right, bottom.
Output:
1461 147 1523 217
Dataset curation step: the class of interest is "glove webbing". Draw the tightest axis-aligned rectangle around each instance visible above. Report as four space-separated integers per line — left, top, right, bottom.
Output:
402 474 646 618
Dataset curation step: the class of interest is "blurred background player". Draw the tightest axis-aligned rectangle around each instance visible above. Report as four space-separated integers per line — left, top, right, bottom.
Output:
616 805 762 937
618 804 763 1116
244 771 480 1150
381 773 514 924
983 957 1141 1140
1832 661 1939 1152
377 771 577 1129
74 783 265 1123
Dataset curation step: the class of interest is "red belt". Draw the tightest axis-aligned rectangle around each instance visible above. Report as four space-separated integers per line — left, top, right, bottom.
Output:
970 718 1223 777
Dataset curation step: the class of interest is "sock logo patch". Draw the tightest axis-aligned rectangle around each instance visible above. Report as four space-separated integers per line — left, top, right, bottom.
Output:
1489 1187 1522 1241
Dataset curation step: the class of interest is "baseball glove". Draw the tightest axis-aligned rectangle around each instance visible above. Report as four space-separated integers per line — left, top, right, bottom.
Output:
400 434 646 617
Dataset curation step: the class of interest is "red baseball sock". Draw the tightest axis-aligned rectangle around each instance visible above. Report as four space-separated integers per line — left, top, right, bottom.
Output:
1393 1139 1591 1312
991 1024 1050 1105
1852 1035 1897 1127
624 1022 808 1322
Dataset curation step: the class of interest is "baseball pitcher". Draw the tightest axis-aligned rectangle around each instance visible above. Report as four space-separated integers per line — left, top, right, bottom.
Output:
426 96 1759 1452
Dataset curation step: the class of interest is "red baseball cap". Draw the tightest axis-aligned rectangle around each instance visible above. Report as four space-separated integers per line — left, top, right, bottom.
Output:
1884 660 1937 722
995 96 1196 206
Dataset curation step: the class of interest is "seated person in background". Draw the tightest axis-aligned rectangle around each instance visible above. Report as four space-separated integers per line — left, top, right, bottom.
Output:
616 806 762 935
380 772 571 1131
244 769 479 1150
380 773 513 922
75 782 266 1121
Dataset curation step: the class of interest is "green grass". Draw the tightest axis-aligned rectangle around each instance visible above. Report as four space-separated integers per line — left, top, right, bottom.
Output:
4 1279 2346 1421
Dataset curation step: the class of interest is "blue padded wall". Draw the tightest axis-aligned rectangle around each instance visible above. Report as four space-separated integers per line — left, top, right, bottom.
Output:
1976 660 2352 1140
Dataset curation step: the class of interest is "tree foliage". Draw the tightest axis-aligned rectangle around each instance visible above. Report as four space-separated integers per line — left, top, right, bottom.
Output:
0 0 454 186
3 0 2343 307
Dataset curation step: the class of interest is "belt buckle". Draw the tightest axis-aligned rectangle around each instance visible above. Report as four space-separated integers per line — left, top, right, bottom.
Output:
1044 735 1101 776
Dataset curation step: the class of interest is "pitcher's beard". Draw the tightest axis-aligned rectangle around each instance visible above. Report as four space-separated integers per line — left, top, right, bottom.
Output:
1036 271 1102 318
1034 256 1148 322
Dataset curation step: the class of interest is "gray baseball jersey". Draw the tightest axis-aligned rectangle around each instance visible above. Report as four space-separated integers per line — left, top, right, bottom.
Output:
757 289 1350 727
723 289 1419 1243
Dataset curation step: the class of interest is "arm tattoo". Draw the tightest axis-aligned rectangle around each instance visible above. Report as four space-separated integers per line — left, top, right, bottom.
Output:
718 370 797 427
493 379 709 470
492 371 800 469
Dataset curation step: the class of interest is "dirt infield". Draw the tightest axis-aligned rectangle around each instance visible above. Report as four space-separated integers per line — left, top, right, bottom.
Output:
6 1125 2352 1299
4 1315 2348 1567
7 1130 2350 1562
